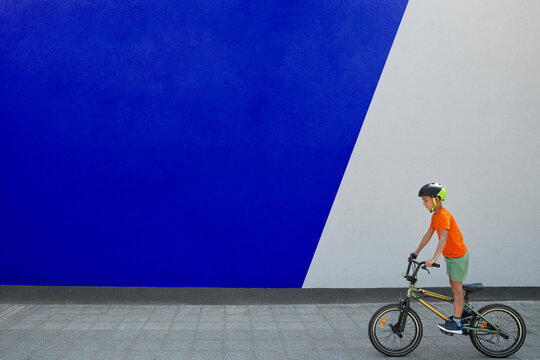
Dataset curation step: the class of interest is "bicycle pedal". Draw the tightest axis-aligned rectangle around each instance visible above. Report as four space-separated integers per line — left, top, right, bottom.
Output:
440 329 454 336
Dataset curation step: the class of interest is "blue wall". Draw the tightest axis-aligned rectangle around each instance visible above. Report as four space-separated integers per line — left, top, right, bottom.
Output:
0 0 407 287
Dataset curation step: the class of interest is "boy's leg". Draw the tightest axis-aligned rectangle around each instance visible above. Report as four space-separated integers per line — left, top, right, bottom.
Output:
449 277 464 318
437 276 465 334
446 252 469 317
438 254 469 334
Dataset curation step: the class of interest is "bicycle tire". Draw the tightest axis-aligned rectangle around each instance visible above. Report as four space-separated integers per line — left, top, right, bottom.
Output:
469 303 526 358
368 303 423 357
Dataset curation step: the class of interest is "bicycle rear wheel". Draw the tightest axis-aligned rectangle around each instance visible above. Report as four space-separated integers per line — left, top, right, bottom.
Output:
469 304 526 358
368 303 423 357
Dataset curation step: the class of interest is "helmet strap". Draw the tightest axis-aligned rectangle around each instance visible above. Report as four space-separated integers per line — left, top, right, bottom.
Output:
430 197 437 213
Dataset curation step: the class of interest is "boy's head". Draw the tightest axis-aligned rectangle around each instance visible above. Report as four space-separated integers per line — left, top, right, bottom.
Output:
418 183 446 213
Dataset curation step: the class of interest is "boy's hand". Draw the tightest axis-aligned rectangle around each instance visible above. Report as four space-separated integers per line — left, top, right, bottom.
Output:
425 259 436 267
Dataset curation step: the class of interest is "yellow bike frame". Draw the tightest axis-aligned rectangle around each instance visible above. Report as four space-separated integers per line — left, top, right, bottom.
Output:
407 287 453 321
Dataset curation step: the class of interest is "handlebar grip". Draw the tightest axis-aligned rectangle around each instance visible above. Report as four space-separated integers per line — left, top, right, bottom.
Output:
410 253 418 260
433 263 440 268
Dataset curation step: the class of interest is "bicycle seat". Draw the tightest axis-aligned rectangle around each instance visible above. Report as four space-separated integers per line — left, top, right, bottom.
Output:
463 283 483 293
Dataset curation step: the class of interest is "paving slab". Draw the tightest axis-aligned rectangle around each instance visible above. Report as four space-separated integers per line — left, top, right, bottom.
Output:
0 301 538 359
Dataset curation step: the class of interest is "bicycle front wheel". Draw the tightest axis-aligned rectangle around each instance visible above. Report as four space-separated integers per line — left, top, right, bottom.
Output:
368 303 423 357
469 304 526 358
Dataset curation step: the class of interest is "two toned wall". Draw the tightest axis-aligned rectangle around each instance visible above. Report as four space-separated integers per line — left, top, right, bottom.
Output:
1 0 539 290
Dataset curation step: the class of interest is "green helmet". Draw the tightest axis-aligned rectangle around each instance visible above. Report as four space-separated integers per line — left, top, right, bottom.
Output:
418 183 446 212
418 183 446 200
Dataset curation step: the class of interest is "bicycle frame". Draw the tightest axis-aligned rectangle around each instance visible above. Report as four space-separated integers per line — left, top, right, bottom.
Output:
401 256 501 336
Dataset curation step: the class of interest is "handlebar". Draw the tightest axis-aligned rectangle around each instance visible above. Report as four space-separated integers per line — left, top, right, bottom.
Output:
409 253 440 267
405 254 440 284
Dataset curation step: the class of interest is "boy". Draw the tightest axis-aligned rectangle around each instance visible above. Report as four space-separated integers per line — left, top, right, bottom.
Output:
412 182 469 335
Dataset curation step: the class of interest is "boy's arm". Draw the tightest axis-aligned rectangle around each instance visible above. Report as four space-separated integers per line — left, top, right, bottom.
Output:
413 228 436 255
426 229 448 267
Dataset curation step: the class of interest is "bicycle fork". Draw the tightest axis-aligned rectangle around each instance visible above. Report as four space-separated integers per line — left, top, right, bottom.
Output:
391 298 410 337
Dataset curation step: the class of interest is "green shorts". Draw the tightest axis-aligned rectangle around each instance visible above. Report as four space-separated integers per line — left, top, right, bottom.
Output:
445 252 469 282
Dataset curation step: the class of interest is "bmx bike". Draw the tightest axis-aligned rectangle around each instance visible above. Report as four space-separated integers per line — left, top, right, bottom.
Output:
368 254 526 357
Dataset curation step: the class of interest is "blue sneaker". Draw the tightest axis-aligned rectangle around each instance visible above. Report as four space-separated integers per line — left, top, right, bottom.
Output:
437 320 463 335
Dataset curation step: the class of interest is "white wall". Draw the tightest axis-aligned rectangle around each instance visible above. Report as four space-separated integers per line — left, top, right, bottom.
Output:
304 0 540 288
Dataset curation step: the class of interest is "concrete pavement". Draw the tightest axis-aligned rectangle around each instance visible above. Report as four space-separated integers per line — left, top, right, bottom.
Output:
0 300 539 359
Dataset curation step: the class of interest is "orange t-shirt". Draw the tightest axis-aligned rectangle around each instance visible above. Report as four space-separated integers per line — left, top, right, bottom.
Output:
430 208 467 258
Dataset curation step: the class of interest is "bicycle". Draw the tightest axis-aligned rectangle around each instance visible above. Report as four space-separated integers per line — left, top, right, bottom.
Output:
368 254 526 357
